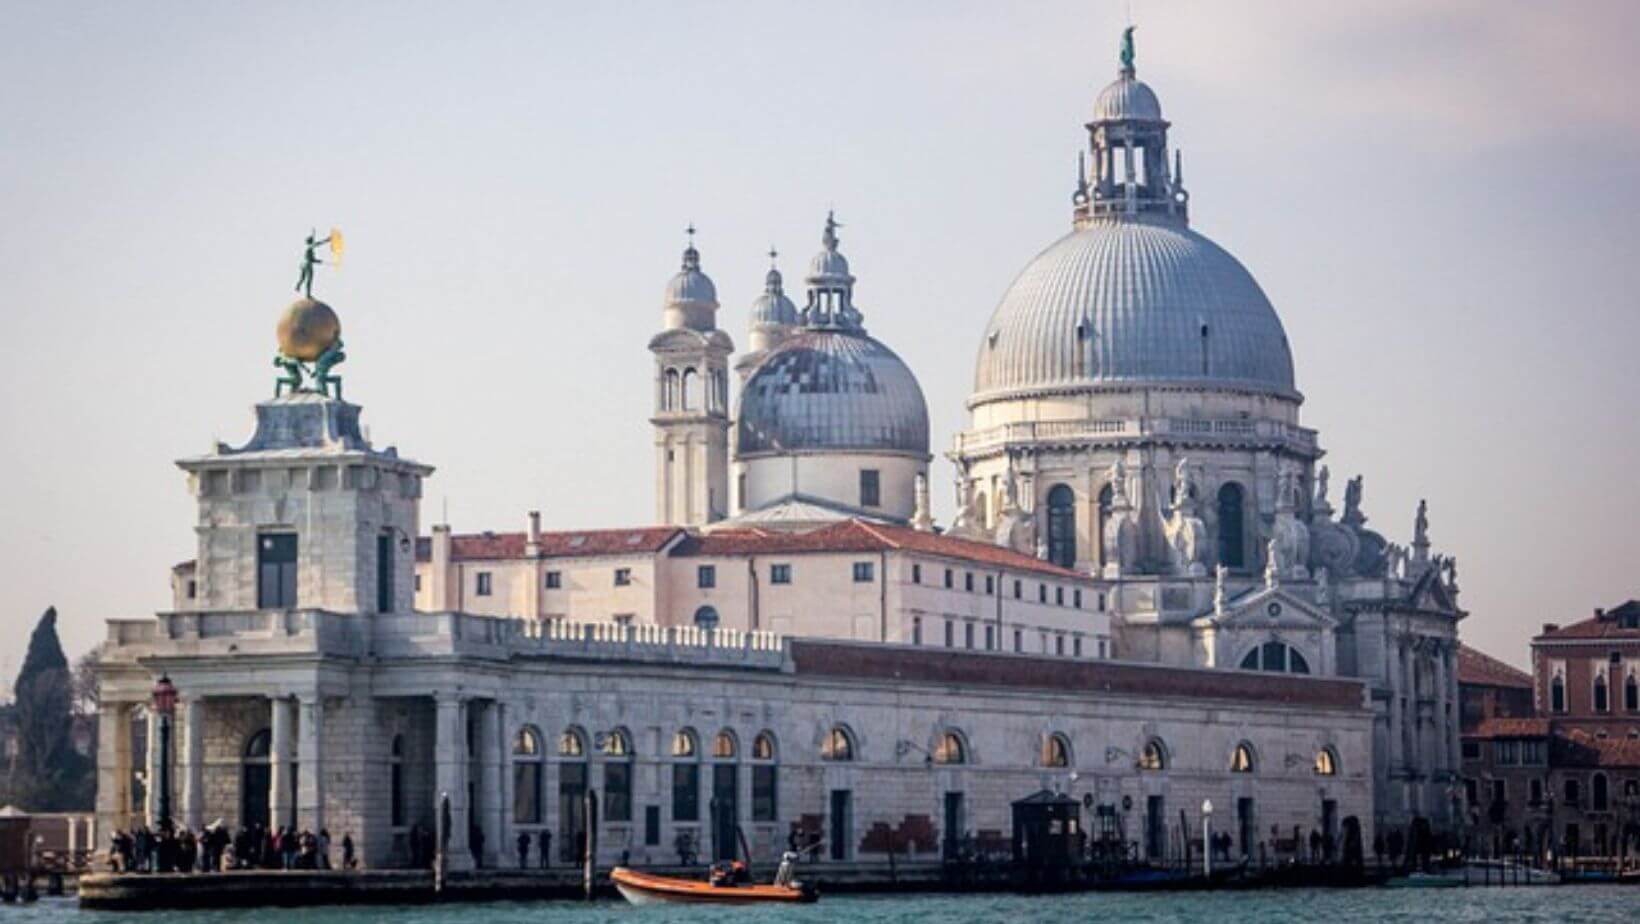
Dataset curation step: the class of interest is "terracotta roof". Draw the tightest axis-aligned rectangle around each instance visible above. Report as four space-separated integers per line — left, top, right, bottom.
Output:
415 527 682 563
790 640 1365 710
1555 728 1640 769
675 520 1089 580
1457 644 1532 689
1535 601 1640 641
1466 717 1550 738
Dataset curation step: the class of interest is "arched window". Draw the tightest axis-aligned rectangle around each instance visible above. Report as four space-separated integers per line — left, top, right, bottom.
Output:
1593 674 1609 712
1096 483 1114 569
821 725 854 761
671 728 700 822
751 732 778 822
242 728 272 829
390 734 406 827
602 728 633 823
558 727 585 757
1314 747 1338 777
1626 673 1639 712
693 606 719 630
1139 738 1167 771
932 731 966 765
513 725 544 824
681 368 699 411
664 368 680 411
1241 641 1310 674
1040 733 1071 769
1217 483 1245 569
1551 674 1567 713
1046 484 1076 568
713 729 737 759
1231 742 1255 773
1564 777 1581 805
1592 773 1609 811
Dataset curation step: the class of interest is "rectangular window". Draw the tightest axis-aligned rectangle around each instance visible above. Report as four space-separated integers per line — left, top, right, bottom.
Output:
645 805 661 846
912 563 922 584
1013 628 1023 653
985 624 995 651
697 565 716 589
944 568 953 589
1464 778 1478 806
414 574 422 592
1039 584 1048 603
944 620 954 648
672 763 699 821
913 616 923 645
1074 589 1082 609
1495 740 1519 765
186 579 197 599
604 762 633 822
964 622 975 649
1098 592 1107 611
257 532 298 609
545 570 562 589
770 563 792 584
1056 634 1065 656
965 572 975 592
985 575 994 595
1074 637 1083 657
859 469 881 508
852 561 874 583
614 568 632 586
1098 638 1108 659
476 571 493 596
752 765 778 821
1461 740 1480 760
1529 779 1544 805
1013 580 1022 600
1594 677 1609 712
1491 779 1506 805
1628 677 1639 712
377 533 395 612
1056 586 1065 606
737 472 747 510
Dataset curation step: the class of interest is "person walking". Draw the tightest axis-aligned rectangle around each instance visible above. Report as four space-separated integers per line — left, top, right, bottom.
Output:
341 833 356 870
517 831 532 870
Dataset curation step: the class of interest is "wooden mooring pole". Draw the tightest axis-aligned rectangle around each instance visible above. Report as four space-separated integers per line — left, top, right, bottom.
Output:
583 788 599 901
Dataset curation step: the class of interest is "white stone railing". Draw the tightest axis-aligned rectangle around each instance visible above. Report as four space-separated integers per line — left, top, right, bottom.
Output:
952 416 1318 454
517 618 782 652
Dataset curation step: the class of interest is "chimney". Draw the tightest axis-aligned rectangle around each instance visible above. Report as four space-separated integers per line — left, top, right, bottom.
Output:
1541 622 1559 636
526 510 543 557
430 524 454 611
1595 607 1606 620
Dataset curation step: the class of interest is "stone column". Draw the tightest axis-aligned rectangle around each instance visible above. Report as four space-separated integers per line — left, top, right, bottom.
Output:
95 702 131 838
179 696 206 830
1431 645 1449 777
1400 642 1416 769
297 694 326 835
1386 638 1404 775
270 696 296 830
144 707 161 826
479 700 504 868
1447 646 1462 773
495 703 515 870
434 693 473 870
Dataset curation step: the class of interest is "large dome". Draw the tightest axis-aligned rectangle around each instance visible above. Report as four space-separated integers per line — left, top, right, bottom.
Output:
738 329 929 457
972 218 1297 404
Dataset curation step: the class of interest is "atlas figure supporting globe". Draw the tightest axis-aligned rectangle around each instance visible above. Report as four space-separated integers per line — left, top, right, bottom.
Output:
275 230 348 399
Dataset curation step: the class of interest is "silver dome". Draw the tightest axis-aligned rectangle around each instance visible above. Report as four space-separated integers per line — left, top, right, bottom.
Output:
749 267 798 328
737 329 930 457
1093 73 1162 122
972 217 1296 404
665 252 717 305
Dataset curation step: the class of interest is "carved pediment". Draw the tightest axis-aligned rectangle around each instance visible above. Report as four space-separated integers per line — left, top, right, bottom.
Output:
1200 584 1336 630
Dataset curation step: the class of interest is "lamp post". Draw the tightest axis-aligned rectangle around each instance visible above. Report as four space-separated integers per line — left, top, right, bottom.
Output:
1202 799 1214 879
150 675 178 830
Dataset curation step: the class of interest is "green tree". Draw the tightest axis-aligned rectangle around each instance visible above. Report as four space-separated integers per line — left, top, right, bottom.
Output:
6 607 92 810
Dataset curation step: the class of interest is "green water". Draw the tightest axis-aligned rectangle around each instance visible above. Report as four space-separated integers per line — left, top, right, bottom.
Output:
8 888 1639 923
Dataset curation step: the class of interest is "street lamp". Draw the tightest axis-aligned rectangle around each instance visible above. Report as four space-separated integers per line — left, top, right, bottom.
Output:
1201 799 1214 879
150 675 178 830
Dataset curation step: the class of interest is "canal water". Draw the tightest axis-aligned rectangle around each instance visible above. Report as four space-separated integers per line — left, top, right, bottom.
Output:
8 887 1639 923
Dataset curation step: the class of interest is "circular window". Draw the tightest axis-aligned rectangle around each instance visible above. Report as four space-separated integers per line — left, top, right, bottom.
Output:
1267 602 1282 618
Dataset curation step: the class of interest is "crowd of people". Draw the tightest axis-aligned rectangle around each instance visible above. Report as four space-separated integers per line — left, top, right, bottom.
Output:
106 821 357 873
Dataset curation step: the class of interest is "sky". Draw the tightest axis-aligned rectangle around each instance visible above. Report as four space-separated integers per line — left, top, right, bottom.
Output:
1 0 1636 680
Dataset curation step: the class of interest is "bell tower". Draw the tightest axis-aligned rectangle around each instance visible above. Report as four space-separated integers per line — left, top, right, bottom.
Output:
649 228 732 526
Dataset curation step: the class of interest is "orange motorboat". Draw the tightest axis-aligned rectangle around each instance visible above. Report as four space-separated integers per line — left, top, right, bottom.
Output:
611 855 818 905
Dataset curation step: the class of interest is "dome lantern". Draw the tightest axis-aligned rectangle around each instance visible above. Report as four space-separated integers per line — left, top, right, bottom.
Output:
662 224 721 332
1077 26 1189 229
800 212 864 331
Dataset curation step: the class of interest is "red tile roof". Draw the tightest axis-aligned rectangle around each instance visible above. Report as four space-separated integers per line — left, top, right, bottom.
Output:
674 520 1090 580
1466 717 1550 738
790 640 1366 710
415 527 682 563
1457 644 1532 689
1535 601 1640 641
1556 728 1640 769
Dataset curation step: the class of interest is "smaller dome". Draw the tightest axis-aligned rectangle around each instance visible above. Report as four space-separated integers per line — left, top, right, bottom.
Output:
750 267 798 328
665 244 718 305
737 330 929 457
807 211 853 282
1093 73 1162 123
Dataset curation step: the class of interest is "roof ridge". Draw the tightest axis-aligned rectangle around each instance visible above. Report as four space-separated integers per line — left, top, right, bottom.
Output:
852 519 905 550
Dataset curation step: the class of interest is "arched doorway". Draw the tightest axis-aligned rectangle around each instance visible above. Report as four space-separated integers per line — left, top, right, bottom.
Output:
242 728 271 830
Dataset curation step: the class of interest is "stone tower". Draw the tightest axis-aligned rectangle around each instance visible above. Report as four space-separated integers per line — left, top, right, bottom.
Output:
649 229 732 526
